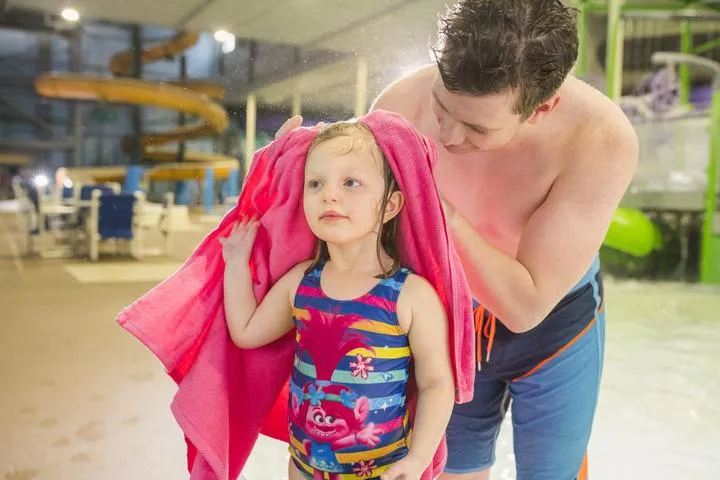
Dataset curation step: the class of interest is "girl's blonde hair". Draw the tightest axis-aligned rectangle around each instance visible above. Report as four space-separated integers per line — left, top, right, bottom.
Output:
305 121 401 278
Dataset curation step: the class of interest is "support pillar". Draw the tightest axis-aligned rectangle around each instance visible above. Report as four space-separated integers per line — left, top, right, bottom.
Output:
679 20 692 106
244 93 257 175
604 0 625 101
175 181 192 206
177 52 188 162
575 3 587 78
228 169 240 197
203 167 215 213
354 56 368 117
68 30 84 166
124 165 144 193
292 90 302 117
130 25 143 164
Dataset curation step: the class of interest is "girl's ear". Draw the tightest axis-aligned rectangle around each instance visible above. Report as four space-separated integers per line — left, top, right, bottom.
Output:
383 191 404 223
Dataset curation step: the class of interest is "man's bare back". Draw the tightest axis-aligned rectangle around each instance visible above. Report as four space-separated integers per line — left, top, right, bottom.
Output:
372 65 637 324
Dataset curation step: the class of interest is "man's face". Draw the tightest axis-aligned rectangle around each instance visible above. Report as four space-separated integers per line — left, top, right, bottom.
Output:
430 74 525 154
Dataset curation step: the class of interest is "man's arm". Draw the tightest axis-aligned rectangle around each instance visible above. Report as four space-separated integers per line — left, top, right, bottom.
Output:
448 121 638 332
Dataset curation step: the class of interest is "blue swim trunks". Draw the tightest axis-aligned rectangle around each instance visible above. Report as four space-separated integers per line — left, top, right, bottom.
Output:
445 257 604 480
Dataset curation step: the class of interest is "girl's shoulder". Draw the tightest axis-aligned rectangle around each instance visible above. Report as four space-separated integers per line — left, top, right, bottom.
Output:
397 272 438 300
395 271 442 333
285 260 315 300
288 259 315 279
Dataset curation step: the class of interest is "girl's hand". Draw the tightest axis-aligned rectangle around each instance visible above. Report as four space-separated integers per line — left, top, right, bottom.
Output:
380 454 426 480
219 218 259 265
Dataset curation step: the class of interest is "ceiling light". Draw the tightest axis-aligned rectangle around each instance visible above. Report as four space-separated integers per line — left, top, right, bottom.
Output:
214 30 232 43
33 174 49 188
214 30 236 54
221 36 236 54
61 8 80 22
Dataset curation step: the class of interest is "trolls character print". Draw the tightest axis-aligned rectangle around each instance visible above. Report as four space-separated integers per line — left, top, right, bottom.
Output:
288 263 414 479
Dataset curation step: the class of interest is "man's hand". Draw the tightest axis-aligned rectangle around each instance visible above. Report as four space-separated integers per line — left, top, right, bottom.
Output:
274 115 327 139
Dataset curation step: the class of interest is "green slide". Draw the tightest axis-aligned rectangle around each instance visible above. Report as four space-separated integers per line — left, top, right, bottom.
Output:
603 207 663 257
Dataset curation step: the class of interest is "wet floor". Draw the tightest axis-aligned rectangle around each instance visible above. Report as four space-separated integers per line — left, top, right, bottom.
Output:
1 225 719 479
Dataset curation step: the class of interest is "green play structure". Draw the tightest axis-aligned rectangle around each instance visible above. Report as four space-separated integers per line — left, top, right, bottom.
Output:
605 207 664 257
703 67 720 283
579 0 720 283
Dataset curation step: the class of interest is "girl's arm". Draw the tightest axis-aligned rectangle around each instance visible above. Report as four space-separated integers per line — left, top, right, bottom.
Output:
391 275 455 474
220 219 307 349
224 261 306 349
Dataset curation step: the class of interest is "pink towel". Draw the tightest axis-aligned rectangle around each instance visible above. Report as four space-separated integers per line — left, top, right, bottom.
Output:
116 109 474 480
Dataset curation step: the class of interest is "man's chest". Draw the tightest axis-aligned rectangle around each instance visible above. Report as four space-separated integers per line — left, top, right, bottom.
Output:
434 148 560 253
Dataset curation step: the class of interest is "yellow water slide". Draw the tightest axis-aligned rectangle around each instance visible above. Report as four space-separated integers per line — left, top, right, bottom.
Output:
34 31 239 183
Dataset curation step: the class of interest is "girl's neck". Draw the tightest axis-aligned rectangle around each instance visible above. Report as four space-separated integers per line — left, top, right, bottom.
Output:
325 235 392 275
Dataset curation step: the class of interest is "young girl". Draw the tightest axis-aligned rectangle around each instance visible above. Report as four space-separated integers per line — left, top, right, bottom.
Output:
220 121 454 480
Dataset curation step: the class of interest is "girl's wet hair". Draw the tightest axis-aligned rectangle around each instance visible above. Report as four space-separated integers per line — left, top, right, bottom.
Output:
305 120 401 278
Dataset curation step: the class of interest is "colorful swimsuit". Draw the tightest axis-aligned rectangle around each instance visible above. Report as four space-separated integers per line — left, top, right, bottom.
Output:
288 262 413 479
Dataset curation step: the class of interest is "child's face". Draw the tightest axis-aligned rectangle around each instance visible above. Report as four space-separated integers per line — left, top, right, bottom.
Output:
303 135 393 247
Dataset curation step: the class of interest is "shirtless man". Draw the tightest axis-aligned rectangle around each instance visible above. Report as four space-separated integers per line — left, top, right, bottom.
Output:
278 1 638 479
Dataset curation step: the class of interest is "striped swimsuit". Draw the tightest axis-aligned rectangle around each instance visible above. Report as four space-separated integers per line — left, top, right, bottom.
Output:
288 262 413 479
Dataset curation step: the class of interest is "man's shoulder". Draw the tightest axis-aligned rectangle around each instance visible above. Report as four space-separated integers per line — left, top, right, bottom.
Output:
554 79 639 184
559 79 637 162
569 78 635 143
370 64 435 119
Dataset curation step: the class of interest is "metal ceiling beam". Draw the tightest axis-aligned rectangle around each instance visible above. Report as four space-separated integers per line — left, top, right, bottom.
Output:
304 0 418 49
0 96 53 134
0 139 74 150
222 0 417 106
0 5 77 37
176 0 222 29
223 50 352 102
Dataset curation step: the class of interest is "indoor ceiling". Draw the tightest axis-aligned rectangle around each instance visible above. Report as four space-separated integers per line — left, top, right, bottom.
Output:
14 0 452 111
12 1 720 111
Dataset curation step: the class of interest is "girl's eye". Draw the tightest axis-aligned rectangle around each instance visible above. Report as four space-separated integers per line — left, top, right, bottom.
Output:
307 180 321 189
344 179 360 188
325 416 335 424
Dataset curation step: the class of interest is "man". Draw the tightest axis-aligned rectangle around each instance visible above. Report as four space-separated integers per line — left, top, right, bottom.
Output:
278 1 638 478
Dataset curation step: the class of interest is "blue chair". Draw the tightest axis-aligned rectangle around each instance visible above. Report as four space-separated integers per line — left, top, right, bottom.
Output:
87 190 138 261
98 194 135 239
75 184 118 230
62 186 74 200
80 184 115 201
84 189 174 261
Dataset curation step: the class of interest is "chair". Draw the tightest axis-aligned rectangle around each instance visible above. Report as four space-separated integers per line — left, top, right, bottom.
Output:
85 189 174 261
80 184 116 201
87 189 139 261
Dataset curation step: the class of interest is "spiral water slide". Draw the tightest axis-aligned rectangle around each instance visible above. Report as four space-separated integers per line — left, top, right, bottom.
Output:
34 31 238 183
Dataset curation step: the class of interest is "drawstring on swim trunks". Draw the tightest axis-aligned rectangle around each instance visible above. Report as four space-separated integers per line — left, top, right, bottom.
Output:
474 305 497 371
